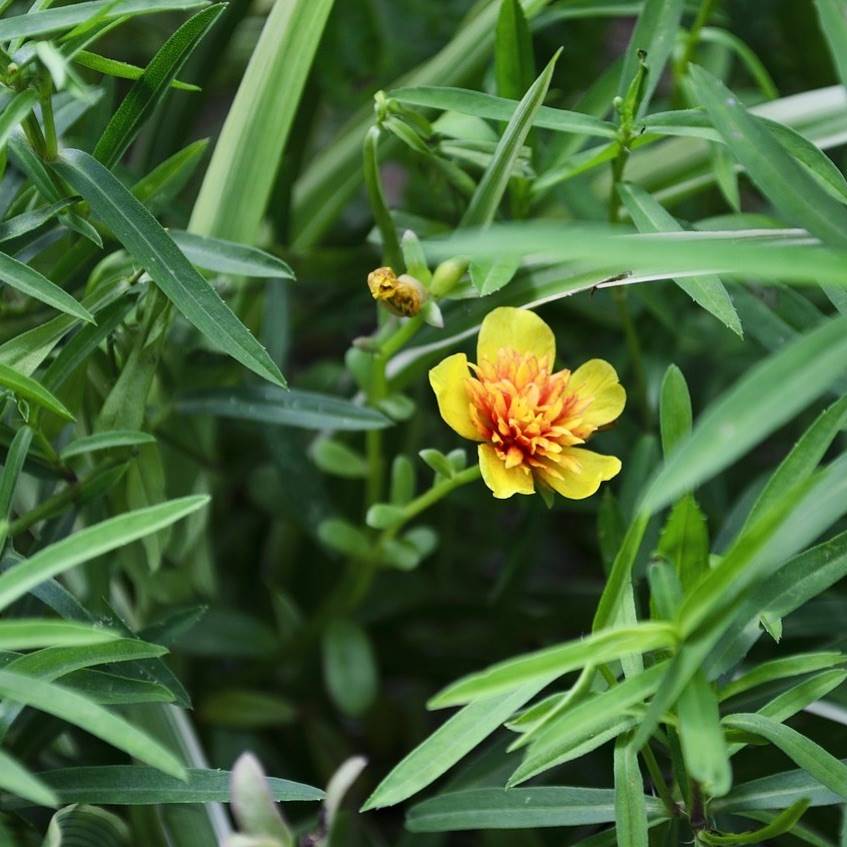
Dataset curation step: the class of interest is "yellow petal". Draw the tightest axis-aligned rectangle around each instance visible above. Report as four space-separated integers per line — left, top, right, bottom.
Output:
429 353 480 441
477 307 555 366
537 447 621 500
478 444 534 499
569 359 626 430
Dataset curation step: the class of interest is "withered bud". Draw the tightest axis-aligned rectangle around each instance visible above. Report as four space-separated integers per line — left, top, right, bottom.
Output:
367 266 427 317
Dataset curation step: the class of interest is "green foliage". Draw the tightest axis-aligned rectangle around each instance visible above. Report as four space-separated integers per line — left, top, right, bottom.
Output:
2 1 847 844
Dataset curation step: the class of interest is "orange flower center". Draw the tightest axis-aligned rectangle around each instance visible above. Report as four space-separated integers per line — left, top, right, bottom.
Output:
466 348 583 471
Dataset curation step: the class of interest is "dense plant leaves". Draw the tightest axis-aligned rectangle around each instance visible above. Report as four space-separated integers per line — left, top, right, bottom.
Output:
429 623 677 707
0 496 208 611
0 672 186 778
53 150 286 387
460 50 560 227
639 316 847 514
176 386 391 430
687 65 847 250
189 0 335 242
0 363 74 420
94 5 224 168
0 1 209 40
723 713 847 799
618 183 741 335
362 682 549 810
390 87 616 138
742 396 847 533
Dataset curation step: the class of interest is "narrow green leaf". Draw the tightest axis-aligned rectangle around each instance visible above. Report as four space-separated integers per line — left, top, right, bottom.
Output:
73 50 199 91
0 425 32 521
406 786 664 832
0 363 74 420
0 251 94 324
0 1 209 41
816 0 847 88
460 50 560 227
390 87 617 138
0 496 208 611
700 799 810 845
714 765 847 813
495 0 535 101
54 149 285 386
60 430 155 460
189 0 335 243
640 316 847 515
688 65 847 250
698 27 779 101
743 396 847 533
361 682 548 810
723 713 847 800
680 452 847 639
677 670 732 797
176 386 391 431
429 623 677 708
94 5 223 168
133 138 209 208
657 495 709 592
13 766 323 807
619 183 741 335
659 364 693 457
61 669 175 705
614 737 649 847
0 90 38 157
510 663 665 785
0 620 119 651
593 512 650 631
642 109 847 205
617 0 684 115
0 749 57 808
322 620 378 718
41 295 135 392
720 652 847 702
0 671 186 778
0 200 75 242
170 230 294 279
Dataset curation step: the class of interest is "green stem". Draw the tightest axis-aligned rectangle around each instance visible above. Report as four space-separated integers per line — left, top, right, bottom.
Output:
673 0 718 105
22 113 47 159
608 143 650 428
363 125 403 272
8 457 125 537
381 464 482 540
364 314 425 507
641 743 678 819
679 0 718 71
40 87 58 161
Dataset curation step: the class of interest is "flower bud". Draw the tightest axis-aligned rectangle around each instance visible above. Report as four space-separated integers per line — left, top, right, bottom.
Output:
367 266 427 317
429 258 468 298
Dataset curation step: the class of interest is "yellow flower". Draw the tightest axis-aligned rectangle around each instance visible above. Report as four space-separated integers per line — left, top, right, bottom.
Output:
429 307 625 500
